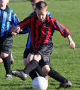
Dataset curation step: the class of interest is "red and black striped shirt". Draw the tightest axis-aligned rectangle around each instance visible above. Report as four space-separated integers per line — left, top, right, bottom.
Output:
19 14 70 52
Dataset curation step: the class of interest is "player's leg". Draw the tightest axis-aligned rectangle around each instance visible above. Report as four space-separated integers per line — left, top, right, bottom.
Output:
12 52 47 80
12 47 48 80
23 53 41 74
25 57 47 80
27 54 49 80
23 53 49 78
39 43 72 88
10 51 14 64
0 52 14 64
37 59 49 80
0 57 3 63
25 51 49 81
12 53 40 80
1 52 12 79
0 35 13 80
0 53 14 64
42 65 72 88
29 70 38 80
0 52 3 63
23 49 47 79
23 49 38 80
0 51 14 64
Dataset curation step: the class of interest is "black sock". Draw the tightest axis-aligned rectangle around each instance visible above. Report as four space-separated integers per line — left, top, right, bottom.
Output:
24 60 39 74
2 55 11 75
36 65 47 77
48 69 68 83
29 70 38 80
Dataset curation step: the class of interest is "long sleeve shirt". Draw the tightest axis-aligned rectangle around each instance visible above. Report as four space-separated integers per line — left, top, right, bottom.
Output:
19 14 70 52
0 6 19 37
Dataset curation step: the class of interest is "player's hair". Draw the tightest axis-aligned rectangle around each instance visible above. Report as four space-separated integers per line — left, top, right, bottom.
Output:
36 1 48 10
30 0 44 3
30 0 36 3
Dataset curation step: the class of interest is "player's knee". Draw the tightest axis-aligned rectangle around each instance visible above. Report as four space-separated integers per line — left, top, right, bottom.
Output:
1 52 8 58
0 58 3 63
34 54 41 62
42 65 50 74
27 53 34 61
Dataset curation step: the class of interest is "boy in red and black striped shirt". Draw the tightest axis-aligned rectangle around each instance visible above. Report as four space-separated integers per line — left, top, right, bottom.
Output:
12 1 75 88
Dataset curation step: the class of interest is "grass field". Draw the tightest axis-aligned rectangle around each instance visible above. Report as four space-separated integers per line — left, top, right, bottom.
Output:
0 0 80 90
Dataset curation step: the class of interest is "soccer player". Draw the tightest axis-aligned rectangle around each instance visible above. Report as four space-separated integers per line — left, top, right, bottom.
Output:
15 0 52 81
11 0 50 81
12 1 75 88
0 0 19 80
22 0 50 81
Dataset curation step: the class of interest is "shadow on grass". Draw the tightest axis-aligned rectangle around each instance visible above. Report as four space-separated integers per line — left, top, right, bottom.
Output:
0 83 33 90
71 79 80 89
0 83 25 86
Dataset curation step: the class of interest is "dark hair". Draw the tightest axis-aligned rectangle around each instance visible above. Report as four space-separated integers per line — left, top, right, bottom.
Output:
36 1 48 10
30 0 36 3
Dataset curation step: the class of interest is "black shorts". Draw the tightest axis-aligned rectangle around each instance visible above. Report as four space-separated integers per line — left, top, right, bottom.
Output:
23 48 50 67
0 34 13 54
38 43 53 66
31 43 53 66
24 43 53 67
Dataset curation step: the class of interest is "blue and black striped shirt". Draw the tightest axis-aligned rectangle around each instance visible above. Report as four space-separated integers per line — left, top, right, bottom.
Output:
0 6 19 37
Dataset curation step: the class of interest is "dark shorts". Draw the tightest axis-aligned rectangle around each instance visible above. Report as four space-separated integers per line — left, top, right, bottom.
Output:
0 34 13 54
24 48 51 67
25 43 53 67
38 43 53 66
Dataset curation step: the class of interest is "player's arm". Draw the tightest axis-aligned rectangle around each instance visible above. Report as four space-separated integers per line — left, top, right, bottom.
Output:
18 12 36 34
11 10 20 26
53 19 75 49
9 10 20 35
53 19 70 37
18 12 35 34
18 15 32 34
19 17 30 31
67 35 75 49
11 16 31 34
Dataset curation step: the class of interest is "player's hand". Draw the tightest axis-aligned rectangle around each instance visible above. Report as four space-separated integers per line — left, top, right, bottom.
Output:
10 26 22 33
69 40 75 49
67 35 75 49
11 32 17 36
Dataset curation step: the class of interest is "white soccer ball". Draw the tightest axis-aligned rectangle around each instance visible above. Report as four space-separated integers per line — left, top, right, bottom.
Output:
32 76 48 90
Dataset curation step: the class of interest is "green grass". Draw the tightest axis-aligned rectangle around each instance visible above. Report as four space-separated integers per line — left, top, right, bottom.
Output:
0 0 80 90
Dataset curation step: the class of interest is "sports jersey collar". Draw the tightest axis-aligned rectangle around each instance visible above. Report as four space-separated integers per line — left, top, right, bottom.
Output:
41 15 50 24
35 14 50 24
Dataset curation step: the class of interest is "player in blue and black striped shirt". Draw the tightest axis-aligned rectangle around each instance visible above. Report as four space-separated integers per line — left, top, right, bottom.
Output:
0 0 19 80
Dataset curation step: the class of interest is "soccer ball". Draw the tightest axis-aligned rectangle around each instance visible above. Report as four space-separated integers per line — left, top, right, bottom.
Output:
32 76 48 90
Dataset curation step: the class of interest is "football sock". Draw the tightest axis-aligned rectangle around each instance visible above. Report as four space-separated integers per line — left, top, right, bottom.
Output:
36 65 47 77
2 54 11 75
24 60 39 74
29 70 38 80
48 69 68 83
